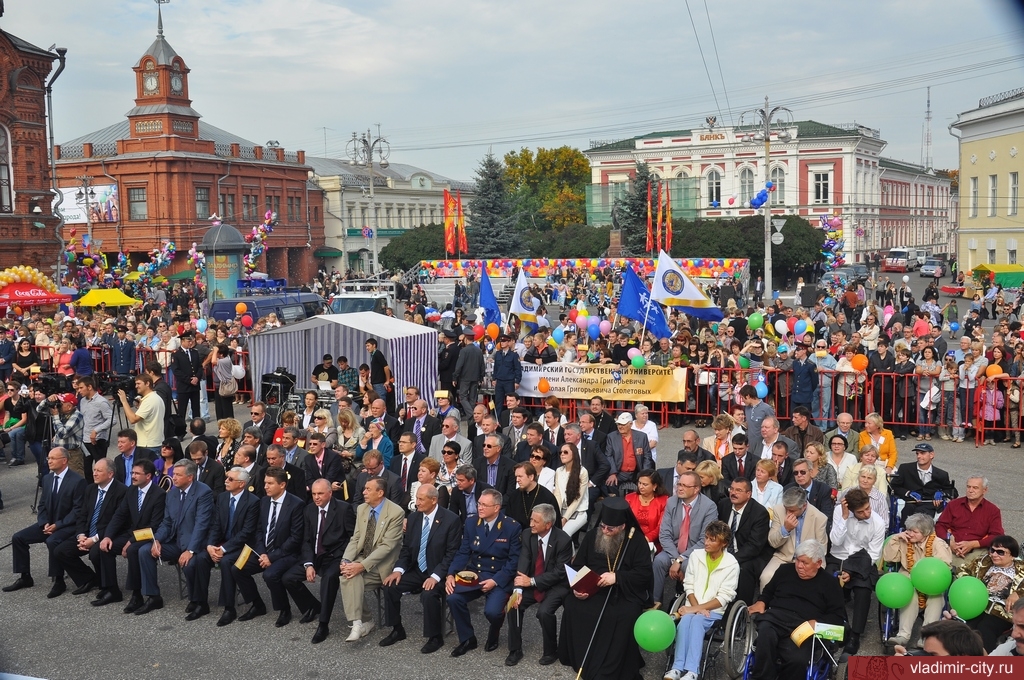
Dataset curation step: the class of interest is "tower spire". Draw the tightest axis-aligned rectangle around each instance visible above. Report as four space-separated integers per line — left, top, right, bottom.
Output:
156 0 170 37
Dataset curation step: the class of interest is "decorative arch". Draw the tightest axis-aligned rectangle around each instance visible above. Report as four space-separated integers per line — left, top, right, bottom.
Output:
0 123 12 213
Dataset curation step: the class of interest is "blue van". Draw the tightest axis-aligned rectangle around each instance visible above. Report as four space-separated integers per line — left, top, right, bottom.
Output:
208 292 328 323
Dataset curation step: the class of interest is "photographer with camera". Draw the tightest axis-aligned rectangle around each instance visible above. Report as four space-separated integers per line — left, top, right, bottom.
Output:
37 393 85 477
77 376 113 481
118 374 165 457
26 385 53 478
143 360 176 440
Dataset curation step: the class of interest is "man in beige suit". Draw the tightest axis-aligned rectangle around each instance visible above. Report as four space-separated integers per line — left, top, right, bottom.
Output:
339 477 404 641
759 486 828 589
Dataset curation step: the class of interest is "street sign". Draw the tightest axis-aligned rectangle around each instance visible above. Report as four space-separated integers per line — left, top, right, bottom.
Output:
771 232 784 245
772 218 786 233
362 227 373 238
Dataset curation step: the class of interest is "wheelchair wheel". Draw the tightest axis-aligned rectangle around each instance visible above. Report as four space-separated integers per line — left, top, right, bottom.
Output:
878 601 898 644
722 601 753 679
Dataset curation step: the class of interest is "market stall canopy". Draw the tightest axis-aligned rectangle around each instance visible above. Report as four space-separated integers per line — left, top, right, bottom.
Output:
75 289 142 307
969 264 1024 288
0 283 72 307
124 272 167 283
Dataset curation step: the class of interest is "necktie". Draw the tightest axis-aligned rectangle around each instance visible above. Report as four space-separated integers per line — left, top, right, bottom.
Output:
180 490 186 504
534 538 546 602
730 510 739 552
89 489 106 537
413 419 423 453
484 522 490 538
360 508 377 558
227 496 236 540
417 515 430 572
737 456 745 477
401 457 409 490
316 508 327 556
677 502 692 554
125 457 133 486
138 489 144 512
49 475 59 523
267 500 279 546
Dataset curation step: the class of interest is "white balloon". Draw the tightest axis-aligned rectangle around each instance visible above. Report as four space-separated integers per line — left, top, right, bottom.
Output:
902 275 910 283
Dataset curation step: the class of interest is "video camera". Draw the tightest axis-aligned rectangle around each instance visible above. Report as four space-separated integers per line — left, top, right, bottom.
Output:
31 373 65 397
96 372 137 401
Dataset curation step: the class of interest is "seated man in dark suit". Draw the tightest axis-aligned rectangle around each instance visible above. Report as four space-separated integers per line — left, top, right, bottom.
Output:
563 424 607 509
188 440 226 499
717 478 771 605
475 415 514 461
401 399 442 456
721 434 758 486
189 419 220 465
889 443 955 522
282 479 356 643
390 432 425 511
301 432 345 494
506 503 572 667
52 458 127 596
658 451 699 497
513 422 555 465
242 401 276 448
3 447 87 597
253 444 307 502
448 465 492 524
784 458 836 534
474 433 515 497
192 466 260 627
771 442 795 488
380 484 463 654
349 449 402 506
95 459 166 608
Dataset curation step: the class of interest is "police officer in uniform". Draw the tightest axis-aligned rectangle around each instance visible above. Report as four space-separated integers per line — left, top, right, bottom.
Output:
445 489 522 657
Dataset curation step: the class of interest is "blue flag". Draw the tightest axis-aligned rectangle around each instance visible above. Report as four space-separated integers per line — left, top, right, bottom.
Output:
617 266 672 339
479 273 501 328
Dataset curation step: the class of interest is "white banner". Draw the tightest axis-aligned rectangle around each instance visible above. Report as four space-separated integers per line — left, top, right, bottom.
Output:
55 185 119 225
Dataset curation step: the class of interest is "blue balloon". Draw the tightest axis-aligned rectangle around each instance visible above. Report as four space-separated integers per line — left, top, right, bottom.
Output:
588 322 600 339
755 382 769 399
765 181 774 189
196 318 208 333
950 322 960 332
552 327 565 344
794 320 807 336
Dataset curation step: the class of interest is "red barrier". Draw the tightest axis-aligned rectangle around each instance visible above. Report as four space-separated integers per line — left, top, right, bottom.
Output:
975 375 1023 447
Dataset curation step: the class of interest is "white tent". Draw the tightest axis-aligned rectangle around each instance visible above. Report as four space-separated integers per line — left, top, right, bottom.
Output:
247 312 438 401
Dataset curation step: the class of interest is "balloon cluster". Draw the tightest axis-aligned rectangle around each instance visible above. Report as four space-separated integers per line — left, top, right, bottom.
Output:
709 181 777 210
136 240 176 287
243 210 276 278
63 228 109 286
188 240 207 291
424 307 441 323
108 251 130 286
818 214 846 272
0 266 59 292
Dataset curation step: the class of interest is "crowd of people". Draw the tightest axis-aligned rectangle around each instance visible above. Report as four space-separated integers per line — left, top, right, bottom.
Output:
0 260 1021 678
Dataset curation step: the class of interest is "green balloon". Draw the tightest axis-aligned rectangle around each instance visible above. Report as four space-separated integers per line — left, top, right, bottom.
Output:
747 312 764 330
633 609 676 652
739 356 750 369
910 557 953 596
875 572 915 609
948 576 990 620
631 355 646 369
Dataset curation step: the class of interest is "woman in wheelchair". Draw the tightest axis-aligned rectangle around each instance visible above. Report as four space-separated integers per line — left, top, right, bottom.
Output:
879 513 952 647
746 539 846 680
664 521 739 680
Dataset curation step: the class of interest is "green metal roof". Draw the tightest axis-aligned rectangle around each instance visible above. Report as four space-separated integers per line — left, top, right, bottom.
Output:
587 120 856 153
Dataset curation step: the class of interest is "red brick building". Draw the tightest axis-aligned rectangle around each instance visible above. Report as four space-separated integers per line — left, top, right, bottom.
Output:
53 17 324 284
0 23 61 270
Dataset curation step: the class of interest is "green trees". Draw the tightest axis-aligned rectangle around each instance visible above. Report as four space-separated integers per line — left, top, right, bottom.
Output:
467 153 523 258
504 146 590 231
378 223 445 271
612 162 657 256
669 215 823 274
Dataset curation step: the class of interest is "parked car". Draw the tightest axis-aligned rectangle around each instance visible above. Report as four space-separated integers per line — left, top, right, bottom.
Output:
920 259 946 278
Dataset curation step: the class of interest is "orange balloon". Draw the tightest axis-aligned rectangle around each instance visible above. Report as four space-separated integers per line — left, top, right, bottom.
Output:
537 378 550 394
851 354 869 372
486 323 500 341
986 364 1003 378
235 302 247 314
13 306 22 316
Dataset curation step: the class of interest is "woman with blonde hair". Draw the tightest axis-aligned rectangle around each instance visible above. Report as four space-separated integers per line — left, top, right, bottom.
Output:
696 460 724 504
215 418 243 468
858 412 898 472
308 408 338 449
841 444 889 494
802 442 837 490
702 414 735 464
752 459 783 507
336 408 364 460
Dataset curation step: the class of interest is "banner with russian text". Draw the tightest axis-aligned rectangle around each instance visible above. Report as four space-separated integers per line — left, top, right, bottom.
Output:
518 362 688 402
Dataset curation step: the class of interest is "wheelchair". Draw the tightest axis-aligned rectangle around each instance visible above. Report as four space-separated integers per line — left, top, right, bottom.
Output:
665 594 753 679
733 615 844 680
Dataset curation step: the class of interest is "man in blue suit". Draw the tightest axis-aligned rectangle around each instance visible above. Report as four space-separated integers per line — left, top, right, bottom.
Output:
134 459 214 615
0 329 14 382
445 489 522 657
109 325 136 376
3 447 86 597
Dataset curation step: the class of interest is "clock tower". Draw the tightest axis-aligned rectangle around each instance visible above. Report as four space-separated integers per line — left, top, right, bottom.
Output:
122 0 210 154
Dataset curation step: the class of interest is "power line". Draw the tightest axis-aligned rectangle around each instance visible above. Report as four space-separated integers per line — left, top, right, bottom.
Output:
702 0 733 125
684 0 724 126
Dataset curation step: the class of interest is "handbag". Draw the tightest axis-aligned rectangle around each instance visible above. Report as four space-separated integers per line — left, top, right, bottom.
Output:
697 370 717 385
920 384 941 410
218 377 238 396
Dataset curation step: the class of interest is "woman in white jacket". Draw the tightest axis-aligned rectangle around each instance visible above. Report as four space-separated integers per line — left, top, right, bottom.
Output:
553 443 589 537
665 520 740 680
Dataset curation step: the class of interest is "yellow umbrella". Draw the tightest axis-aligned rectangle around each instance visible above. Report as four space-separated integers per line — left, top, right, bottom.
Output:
75 289 142 307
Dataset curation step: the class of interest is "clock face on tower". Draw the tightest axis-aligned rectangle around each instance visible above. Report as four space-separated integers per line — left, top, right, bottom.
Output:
143 74 159 94
170 74 183 94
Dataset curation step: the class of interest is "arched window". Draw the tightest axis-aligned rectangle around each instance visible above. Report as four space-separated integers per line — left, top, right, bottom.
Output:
706 169 721 206
770 167 786 205
739 168 755 203
0 126 11 213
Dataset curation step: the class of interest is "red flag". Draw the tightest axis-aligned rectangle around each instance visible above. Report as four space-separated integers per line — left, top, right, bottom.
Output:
665 182 673 252
656 182 663 254
443 189 455 254
646 181 653 252
456 190 468 253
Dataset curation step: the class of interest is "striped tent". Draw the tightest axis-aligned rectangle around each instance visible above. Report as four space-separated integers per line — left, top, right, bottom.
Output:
247 312 438 403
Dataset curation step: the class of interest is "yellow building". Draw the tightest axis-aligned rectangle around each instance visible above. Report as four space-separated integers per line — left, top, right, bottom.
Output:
950 88 1024 270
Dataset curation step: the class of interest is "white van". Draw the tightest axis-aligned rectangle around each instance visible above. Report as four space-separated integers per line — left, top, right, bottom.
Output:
882 247 918 273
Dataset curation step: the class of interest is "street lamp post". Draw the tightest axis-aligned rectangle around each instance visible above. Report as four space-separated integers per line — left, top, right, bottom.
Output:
739 97 792 294
75 175 96 242
346 127 390 275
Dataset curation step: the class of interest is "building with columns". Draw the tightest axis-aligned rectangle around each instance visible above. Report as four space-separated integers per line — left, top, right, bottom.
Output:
585 120 954 264
951 88 1024 270
53 11 324 286
307 156 473 274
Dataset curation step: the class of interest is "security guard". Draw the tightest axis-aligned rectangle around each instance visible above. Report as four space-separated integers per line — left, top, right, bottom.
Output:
445 489 522 657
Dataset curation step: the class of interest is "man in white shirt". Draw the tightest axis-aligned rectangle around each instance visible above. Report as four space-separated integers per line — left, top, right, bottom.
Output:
757 416 796 461
827 488 885 656
119 374 165 455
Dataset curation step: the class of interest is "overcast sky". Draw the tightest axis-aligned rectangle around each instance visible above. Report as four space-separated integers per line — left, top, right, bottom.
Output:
5 0 1024 181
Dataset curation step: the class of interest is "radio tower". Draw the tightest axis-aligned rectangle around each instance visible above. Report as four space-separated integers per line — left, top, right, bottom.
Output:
924 87 933 172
